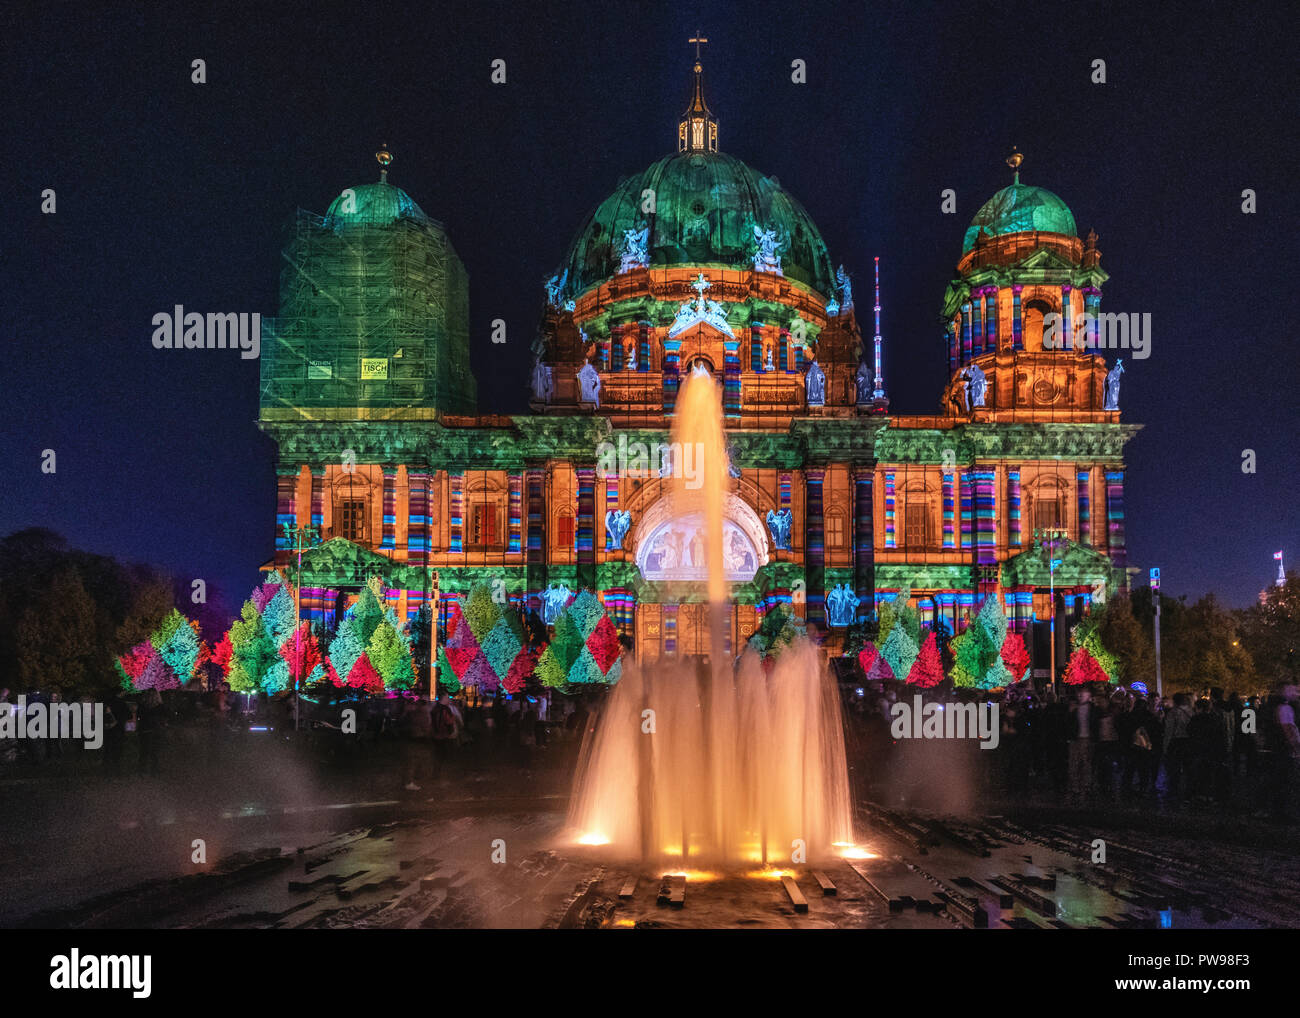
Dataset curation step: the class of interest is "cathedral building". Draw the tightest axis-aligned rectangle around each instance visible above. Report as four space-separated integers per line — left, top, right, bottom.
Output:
258 56 1139 675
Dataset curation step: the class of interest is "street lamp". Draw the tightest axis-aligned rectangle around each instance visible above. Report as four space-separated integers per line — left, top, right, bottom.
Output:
282 521 320 731
1035 527 1068 693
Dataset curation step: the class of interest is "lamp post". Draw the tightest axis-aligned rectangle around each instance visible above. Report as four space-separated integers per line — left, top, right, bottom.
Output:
1035 527 1067 693
428 568 441 696
1150 567 1162 698
282 521 320 731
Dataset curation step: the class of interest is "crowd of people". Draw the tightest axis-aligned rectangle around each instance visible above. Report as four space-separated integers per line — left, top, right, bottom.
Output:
848 679 1300 819
0 682 594 789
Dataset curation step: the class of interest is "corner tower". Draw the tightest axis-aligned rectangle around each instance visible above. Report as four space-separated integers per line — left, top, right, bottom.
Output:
261 145 475 420
940 150 1110 420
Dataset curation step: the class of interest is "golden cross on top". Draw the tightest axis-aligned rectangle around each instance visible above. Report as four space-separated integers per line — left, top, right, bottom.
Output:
688 32 708 61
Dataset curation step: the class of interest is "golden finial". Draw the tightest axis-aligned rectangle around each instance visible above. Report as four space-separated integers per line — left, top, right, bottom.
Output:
376 142 393 182
1006 146 1023 183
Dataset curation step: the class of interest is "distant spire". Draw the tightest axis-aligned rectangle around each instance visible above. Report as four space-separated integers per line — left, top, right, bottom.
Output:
679 33 718 153
873 256 886 401
376 142 393 183
1006 146 1023 185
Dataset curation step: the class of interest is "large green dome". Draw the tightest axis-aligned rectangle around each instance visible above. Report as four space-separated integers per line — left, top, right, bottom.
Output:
558 151 836 301
325 181 430 230
962 182 1076 253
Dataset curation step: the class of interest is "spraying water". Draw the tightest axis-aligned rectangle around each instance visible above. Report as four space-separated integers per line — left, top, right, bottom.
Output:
567 366 854 865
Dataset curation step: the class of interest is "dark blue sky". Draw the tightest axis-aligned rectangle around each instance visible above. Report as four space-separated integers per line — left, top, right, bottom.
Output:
3 0 1296 613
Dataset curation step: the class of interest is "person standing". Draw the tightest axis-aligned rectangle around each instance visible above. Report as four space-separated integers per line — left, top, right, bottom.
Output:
430 691 461 783
400 694 433 791
1067 690 1095 801
1163 693 1193 800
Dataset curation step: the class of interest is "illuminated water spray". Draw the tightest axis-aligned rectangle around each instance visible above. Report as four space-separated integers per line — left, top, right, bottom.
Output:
568 366 855 865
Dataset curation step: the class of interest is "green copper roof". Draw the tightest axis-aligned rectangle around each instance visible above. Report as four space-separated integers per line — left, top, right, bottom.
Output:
325 181 430 230
962 182 1076 253
559 151 836 300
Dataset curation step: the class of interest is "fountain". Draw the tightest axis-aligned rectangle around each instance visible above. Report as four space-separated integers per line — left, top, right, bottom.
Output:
568 366 855 866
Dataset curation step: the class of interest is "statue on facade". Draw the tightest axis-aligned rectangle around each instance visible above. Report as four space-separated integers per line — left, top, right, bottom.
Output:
530 354 553 403
836 264 853 310
544 268 567 308
724 436 743 478
950 368 969 414
764 337 775 372
805 359 826 406
826 583 860 628
765 508 793 551
618 222 650 274
541 583 572 625
576 360 601 406
967 361 988 408
855 361 872 405
623 334 637 371
605 509 632 550
752 224 784 276
1104 358 1124 411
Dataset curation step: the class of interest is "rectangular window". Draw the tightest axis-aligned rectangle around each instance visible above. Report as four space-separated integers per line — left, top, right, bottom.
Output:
904 504 931 548
471 503 498 547
339 500 366 543
556 515 575 549
1034 499 1062 532
825 514 844 548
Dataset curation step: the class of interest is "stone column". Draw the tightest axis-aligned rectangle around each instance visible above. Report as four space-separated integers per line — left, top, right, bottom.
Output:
1007 469 1022 550
984 287 998 351
381 467 397 550
508 471 523 553
576 465 596 592
1077 468 1091 546
1012 285 1024 350
853 466 875 617
525 464 547 607
275 463 299 565
1061 284 1073 351
1105 468 1127 585
805 468 825 626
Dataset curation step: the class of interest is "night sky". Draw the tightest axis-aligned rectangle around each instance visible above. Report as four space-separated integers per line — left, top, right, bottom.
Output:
4 0 1296 615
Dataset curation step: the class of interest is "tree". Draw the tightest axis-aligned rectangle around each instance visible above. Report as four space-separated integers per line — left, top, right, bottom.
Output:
366 619 408 690
280 622 321 687
1000 630 1031 683
350 585 385 646
949 595 1006 689
159 616 206 687
329 612 367 684
1240 571 1299 683
906 631 945 688
879 624 919 683
262 586 298 649
14 567 98 697
228 599 277 693
345 653 385 694
1064 645 1109 686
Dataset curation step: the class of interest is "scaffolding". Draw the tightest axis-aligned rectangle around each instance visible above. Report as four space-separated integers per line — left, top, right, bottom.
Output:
260 207 475 419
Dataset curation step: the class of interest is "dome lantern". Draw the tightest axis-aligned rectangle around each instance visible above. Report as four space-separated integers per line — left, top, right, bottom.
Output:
679 34 718 153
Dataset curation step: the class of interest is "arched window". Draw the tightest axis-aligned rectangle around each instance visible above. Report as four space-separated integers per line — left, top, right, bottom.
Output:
332 473 374 545
466 478 504 549
1023 297 1055 352
555 508 575 551
899 482 936 549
